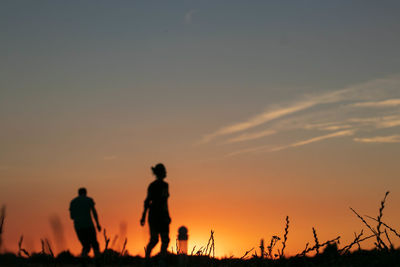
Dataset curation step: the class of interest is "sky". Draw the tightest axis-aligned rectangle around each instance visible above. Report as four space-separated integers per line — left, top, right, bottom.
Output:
1 0 400 257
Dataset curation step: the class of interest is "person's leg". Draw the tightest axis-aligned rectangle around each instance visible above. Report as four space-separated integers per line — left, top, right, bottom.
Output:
145 223 159 259
160 224 170 257
88 226 100 257
75 227 91 257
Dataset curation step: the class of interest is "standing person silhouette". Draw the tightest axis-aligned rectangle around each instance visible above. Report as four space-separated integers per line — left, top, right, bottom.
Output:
69 187 102 257
140 163 171 259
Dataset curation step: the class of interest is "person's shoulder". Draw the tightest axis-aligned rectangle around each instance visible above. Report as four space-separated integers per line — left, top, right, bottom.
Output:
149 180 159 187
85 196 95 205
70 196 79 204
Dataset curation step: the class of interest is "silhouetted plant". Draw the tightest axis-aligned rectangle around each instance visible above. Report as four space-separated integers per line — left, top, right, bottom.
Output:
259 239 264 259
312 227 320 255
350 191 391 250
365 215 400 239
240 247 254 260
121 238 128 255
279 216 289 258
103 229 110 251
376 191 390 249
296 236 340 257
18 236 30 257
266 235 280 259
0 205 5 251
204 230 215 257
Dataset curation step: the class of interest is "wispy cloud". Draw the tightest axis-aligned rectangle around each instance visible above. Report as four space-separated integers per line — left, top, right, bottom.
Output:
201 75 400 144
201 89 350 144
353 98 400 108
224 129 275 144
304 122 352 131
227 130 355 156
354 135 400 143
184 10 196 24
349 115 400 129
270 130 355 152
200 74 400 157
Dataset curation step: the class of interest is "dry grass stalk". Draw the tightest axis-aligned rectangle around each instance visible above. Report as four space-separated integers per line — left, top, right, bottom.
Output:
0 205 5 251
365 215 400 239
103 229 110 251
121 238 127 255
18 235 30 257
45 238 54 257
190 245 196 256
354 232 361 250
266 236 280 259
280 216 289 258
240 247 254 260
384 229 394 250
195 246 204 256
259 239 264 259
312 227 320 255
296 236 340 256
349 207 385 248
204 230 215 257
341 233 375 254
339 230 364 253
375 191 390 249
298 243 309 257
41 239 45 254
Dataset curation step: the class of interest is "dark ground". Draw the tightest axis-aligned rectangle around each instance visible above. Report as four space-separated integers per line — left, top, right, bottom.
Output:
1 249 400 267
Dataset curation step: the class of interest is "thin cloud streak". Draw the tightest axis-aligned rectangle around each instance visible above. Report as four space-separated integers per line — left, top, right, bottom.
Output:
225 129 276 144
201 75 400 144
201 89 349 144
227 130 355 157
349 115 400 129
353 98 400 108
270 130 355 152
354 135 400 143
304 122 352 131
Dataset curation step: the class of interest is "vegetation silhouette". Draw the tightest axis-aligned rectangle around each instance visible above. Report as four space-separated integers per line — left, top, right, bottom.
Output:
69 187 102 257
141 163 171 261
1 191 400 266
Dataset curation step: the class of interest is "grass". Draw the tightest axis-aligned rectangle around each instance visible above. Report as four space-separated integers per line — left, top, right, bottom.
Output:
0 191 399 266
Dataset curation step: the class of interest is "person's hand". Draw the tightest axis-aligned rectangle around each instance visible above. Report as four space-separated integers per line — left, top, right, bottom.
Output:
140 215 145 226
97 225 102 232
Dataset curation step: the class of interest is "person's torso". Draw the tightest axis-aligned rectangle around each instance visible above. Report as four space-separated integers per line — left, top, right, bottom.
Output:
70 196 94 229
148 180 169 218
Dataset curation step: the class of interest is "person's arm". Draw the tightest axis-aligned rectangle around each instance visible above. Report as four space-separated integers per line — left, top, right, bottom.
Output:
140 186 151 226
91 202 101 232
69 202 74 220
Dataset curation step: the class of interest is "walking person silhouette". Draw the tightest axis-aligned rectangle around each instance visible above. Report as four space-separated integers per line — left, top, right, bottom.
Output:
69 187 102 257
141 163 171 259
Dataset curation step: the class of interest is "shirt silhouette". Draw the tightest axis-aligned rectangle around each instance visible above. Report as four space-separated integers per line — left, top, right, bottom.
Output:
70 188 101 257
141 163 171 259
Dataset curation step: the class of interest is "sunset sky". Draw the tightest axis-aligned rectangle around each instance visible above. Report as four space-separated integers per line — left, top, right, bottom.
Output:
1 1 400 257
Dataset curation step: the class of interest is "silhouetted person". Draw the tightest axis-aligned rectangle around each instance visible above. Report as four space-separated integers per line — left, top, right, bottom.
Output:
141 163 171 258
69 187 101 257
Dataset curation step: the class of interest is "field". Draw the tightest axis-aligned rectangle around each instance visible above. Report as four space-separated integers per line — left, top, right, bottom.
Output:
1 192 399 266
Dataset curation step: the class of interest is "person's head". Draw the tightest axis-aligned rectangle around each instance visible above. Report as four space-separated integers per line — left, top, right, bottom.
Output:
78 187 87 196
152 163 166 180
